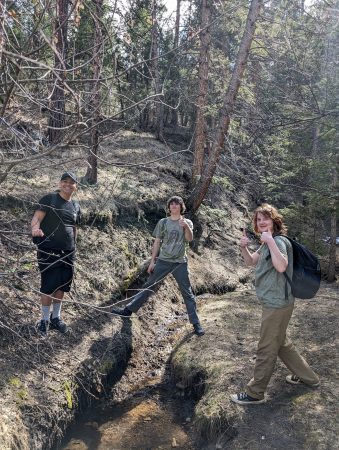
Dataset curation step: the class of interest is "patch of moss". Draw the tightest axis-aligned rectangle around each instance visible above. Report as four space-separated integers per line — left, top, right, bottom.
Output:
8 377 21 388
8 377 29 403
17 389 28 401
117 242 138 265
98 357 116 375
122 267 138 289
212 175 234 191
292 391 320 405
198 205 231 228
63 380 74 410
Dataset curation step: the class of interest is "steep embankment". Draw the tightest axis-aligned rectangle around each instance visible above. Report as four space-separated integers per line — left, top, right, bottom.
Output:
0 130 252 449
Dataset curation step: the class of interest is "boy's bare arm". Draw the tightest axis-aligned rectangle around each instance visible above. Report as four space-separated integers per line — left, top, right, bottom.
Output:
148 238 161 273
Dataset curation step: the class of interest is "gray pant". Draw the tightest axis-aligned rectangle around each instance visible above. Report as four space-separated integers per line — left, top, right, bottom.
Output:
127 259 200 324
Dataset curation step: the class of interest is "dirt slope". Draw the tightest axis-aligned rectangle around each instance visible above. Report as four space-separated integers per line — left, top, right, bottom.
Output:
171 284 339 450
0 130 251 449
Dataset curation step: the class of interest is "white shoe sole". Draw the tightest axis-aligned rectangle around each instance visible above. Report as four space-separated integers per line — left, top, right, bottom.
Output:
286 375 320 387
230 394 265 405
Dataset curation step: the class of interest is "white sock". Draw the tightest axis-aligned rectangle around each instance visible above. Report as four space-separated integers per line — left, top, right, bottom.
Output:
52 302 62 319
41 305 51 321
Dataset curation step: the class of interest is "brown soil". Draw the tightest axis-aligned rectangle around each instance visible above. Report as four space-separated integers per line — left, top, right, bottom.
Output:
0 130 249 449
171 284 339 450
0 129 337 450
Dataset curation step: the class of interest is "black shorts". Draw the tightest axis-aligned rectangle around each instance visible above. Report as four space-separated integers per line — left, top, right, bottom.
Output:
37 248 75 295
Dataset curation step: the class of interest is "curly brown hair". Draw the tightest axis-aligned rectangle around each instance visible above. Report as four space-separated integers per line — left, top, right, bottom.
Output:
166 196 186 214
253 203 288 236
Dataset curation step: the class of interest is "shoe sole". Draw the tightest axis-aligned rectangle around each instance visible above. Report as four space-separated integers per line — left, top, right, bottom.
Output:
193 329 205 336
286 376 320 387
231 395 265 405
49 323 67 333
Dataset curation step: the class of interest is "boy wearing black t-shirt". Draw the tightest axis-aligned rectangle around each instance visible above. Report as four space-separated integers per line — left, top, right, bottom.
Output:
31 172 81 336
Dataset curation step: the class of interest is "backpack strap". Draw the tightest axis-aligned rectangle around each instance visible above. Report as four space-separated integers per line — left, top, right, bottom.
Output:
283 272 292 301
265 236 291 301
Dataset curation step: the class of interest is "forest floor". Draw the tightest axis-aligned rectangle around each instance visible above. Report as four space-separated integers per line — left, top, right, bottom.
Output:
171 285 339 450
0 128 338 449
57 284 339 450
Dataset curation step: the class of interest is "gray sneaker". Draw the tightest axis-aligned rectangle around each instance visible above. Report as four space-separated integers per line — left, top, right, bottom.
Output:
193 323 205 336
49 315 67 333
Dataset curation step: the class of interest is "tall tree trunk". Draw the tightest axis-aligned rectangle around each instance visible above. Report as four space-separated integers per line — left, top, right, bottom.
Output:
151 0 164 141
191 0 211 186
85 0 103 185
170 0 181 127
0 1 21 118
327 166 337 282
0 0 5 66
173 0 180 51
188 0 262 212
48 0 68 144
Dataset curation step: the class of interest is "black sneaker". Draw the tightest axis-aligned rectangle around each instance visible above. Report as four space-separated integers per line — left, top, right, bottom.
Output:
230 392 265 405
49 315 67 333
111 306 132 317
193 323 205 336
36 319 49 337
286 374 320 387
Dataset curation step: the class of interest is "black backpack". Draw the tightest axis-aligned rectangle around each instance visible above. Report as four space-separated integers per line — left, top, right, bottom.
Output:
281 236 321 299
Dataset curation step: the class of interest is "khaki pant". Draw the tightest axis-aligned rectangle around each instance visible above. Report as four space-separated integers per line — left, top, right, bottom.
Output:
246 304 319 400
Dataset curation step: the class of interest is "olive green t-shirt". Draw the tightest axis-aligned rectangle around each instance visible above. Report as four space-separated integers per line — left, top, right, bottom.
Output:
153 217 193 263
255 236 294 308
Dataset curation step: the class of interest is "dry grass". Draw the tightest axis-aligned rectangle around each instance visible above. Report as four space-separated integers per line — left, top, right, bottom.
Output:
171 286 339 449
171 291 259 438
0 129 252 449
3 127 335 449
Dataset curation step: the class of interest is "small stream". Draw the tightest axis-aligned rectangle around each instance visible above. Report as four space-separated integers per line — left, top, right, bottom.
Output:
59 380 197 450
57 308 203 450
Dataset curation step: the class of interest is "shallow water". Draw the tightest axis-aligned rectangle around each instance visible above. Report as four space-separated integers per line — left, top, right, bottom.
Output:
59 383 196 450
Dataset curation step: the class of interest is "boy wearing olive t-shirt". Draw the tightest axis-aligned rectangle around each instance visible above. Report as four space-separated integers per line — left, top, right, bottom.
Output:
112 196 204 336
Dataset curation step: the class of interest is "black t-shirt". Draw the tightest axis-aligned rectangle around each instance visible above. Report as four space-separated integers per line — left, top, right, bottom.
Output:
35 192 81 251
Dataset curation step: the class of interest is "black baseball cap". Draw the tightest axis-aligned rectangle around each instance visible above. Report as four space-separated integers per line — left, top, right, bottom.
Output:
60 171 77 183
